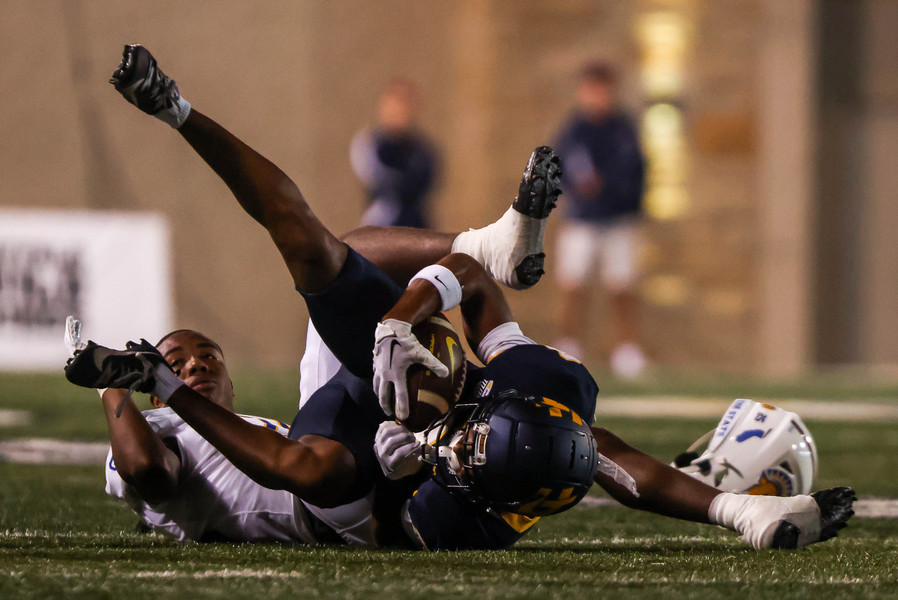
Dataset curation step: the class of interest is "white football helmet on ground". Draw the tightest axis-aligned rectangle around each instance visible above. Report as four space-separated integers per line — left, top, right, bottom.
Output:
674 399 818 496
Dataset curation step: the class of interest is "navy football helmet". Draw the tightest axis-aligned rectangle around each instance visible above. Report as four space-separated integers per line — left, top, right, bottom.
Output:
420 390 599 517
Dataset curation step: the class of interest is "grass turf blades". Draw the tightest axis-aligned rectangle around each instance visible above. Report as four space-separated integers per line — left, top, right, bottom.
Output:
2 371 897 598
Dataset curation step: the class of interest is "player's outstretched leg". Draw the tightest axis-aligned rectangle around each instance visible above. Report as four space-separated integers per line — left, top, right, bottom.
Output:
451 146 562 290
110 44 347 293
709 486 856 550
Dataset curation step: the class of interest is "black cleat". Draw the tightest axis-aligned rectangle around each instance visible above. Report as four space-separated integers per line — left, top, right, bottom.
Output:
510 146 562 288
513 146 562 219
514 252 546 290
769 521 801 550
770 486 856 549
812 486 856 542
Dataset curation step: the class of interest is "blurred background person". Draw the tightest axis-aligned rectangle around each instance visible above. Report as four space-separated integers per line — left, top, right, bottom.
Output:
552 61 647 378
350 78 439 229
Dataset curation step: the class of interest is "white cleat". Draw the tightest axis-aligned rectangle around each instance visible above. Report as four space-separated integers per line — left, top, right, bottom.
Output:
711 486 856 550
452 146 562 290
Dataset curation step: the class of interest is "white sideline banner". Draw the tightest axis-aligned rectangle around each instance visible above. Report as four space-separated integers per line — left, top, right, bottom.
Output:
0 209 172 371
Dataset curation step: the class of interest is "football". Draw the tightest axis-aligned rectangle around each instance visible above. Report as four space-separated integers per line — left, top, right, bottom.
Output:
402 313 467 431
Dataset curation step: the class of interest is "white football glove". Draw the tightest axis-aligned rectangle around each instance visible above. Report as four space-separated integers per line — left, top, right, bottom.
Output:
374 421 423 480
372 318 449 420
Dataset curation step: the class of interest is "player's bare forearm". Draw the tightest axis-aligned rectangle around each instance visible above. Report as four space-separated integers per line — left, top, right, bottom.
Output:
101 389 180 504
164 386 354 506
590 426 716 524
175 110 292 227
383 253 513 348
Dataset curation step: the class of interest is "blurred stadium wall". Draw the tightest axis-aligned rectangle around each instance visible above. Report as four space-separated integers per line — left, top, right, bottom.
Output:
1 0 896 375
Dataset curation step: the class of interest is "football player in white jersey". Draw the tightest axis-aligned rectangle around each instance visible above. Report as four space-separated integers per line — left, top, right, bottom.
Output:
68 44 856 552
91 327 378 545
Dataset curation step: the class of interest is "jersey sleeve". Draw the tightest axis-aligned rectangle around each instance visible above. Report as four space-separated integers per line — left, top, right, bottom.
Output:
475 321 536 363
104 409 187 501
104 445 158 518
104 446 126 498
474 345 599 425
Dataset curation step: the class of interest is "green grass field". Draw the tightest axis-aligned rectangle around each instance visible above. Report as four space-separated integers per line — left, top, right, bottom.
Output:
2 370 898 599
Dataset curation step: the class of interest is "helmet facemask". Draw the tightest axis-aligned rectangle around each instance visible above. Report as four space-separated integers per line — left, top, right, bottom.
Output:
419 396 502 504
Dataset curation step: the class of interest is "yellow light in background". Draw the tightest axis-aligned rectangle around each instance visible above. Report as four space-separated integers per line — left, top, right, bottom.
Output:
641 274 692 308
701 288 749 319
646 185 689 220
635 11 690 99
642 103 689 219
635 8 692 221
644 102 682 139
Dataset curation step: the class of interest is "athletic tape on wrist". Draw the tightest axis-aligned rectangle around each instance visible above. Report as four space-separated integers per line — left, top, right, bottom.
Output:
409 264 463 312
152 365 186 403
165 98 191 129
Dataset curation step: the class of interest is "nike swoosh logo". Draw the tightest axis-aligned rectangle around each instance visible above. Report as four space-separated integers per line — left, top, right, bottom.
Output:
446 336 458 371
433 275 448 289
388 339 401 368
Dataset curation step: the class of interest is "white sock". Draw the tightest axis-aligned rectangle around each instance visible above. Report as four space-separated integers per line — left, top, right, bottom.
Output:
152 365 186 403
709 492 821 549
451 207 543 288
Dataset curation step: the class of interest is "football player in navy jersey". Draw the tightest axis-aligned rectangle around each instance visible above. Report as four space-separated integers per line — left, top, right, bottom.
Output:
67 44 855 552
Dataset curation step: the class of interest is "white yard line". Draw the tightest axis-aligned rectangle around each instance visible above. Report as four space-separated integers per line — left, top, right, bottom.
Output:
0 438 108 464
128 569 307 579
3 398 897 468
851 498 898 519
0 531 113 539
108 570 882 583
0 409 31 427
579 495 898 518
596 397 898 421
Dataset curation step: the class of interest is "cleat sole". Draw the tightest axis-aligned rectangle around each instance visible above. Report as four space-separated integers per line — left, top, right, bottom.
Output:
514 253 546 288
513 146 562 220
770 521 800 550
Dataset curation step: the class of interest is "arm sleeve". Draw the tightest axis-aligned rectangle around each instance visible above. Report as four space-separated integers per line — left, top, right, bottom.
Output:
476 321 536 363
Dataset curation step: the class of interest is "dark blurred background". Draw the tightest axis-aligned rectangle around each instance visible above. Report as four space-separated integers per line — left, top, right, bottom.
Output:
1 0 896 377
